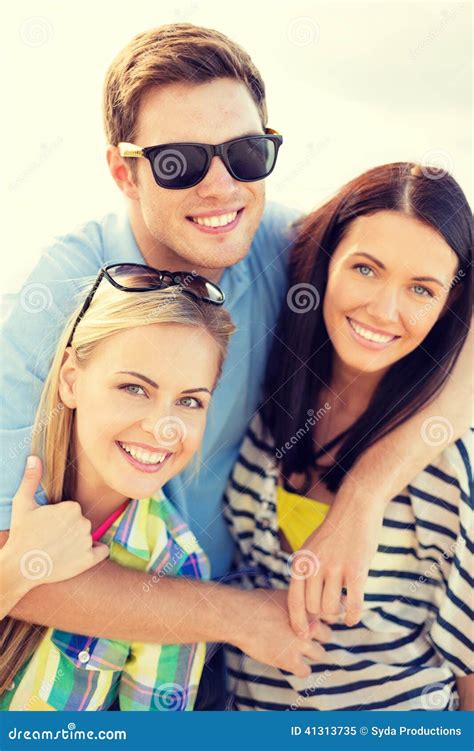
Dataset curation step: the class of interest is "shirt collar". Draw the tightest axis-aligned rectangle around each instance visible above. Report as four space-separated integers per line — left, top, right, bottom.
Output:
103 489 167 561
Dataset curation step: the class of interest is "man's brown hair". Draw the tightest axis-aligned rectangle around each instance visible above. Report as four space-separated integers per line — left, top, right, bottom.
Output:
103 23 267 146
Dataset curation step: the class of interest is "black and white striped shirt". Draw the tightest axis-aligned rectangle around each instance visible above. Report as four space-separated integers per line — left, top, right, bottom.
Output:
223 414 473 711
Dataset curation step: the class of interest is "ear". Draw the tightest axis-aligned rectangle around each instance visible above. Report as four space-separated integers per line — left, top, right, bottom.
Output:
106 145 140 200
58 348 79 409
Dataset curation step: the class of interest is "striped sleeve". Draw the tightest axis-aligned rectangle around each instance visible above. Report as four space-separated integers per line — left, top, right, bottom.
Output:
223 413 275 546
429 429 473 676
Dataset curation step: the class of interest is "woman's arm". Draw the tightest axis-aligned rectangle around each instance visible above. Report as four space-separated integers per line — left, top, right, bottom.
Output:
0 547 32 619
288 326 472 636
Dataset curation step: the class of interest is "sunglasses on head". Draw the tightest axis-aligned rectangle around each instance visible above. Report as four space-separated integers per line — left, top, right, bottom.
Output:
118 128 283 189
67 263 225 347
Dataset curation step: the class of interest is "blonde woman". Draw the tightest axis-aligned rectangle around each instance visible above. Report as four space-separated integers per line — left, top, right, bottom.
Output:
0 263 328 711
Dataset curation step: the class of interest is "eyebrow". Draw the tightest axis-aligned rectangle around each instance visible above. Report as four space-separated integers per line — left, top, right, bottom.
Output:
350 252 445 286
116 371 211 394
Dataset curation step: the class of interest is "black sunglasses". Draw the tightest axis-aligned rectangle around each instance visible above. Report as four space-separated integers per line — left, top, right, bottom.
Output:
67 263 225 347
118 129 283 189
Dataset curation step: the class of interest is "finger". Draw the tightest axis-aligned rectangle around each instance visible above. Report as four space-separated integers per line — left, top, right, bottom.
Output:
90 543 109 564
343 570 367 626
288 657 311 679
321 573 344 619
305 569 324 616
308 619 332 643
288 576 310 638
11 456 43 515
302 639 326 663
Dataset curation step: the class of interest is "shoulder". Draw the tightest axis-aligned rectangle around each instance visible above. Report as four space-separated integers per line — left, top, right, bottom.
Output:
247 202 303 273
2 213 130 330
33 212 126 278
407 428 473 525
429 428 472 503
225 412 278 509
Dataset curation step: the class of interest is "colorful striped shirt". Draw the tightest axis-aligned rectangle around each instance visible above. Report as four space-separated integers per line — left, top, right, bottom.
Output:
1 492 209 711
223 414 473 711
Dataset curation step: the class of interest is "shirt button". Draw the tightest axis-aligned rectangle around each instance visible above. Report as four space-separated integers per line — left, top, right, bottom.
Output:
78 650 90 664
8 681 15 691
261 518 271 529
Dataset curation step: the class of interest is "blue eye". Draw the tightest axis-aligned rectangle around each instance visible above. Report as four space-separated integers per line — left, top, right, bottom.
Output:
412 284 433 298
119 384 147 397
178 396 203 409
354 264 374 277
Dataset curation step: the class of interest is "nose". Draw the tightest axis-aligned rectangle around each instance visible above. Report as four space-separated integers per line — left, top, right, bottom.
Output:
365 284 400 324
141 409 185 450
195 155 238 200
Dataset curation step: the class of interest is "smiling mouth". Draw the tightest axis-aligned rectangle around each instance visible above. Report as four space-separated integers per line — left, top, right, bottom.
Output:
187 208 243 231
347 317 401 346
116 441 172 473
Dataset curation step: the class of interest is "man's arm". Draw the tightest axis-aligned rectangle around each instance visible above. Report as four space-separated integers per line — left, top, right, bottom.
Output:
289 326 472 635
1 529 232 644
456 675 474 711
1 531 330 679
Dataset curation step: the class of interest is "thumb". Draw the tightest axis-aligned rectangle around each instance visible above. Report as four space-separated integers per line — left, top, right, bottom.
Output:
90 543 110 565
12 456 43 515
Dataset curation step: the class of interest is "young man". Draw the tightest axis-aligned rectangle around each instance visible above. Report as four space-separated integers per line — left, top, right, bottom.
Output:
1 24 470 708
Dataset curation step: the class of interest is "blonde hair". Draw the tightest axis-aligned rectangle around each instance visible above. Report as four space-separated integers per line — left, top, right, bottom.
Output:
0 278 235 693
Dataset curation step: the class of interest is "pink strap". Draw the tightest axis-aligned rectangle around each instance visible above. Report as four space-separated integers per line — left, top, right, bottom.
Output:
92 500 130 542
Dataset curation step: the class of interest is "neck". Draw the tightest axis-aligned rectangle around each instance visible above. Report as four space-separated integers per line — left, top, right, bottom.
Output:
128 203 224 283
70 444 128 531
328 352 386 416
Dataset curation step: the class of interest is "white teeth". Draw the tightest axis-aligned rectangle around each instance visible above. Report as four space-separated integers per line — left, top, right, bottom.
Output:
349 319 395 344
192 211 237 227
119 443 168 465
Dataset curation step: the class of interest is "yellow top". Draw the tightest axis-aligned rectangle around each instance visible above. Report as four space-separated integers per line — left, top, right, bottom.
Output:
277 484 330 551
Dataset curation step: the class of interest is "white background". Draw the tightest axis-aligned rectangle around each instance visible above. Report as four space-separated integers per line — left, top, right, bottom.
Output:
1 0 472 293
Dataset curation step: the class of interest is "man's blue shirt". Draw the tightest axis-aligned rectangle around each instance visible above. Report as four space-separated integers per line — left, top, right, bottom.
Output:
0 203 299 576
